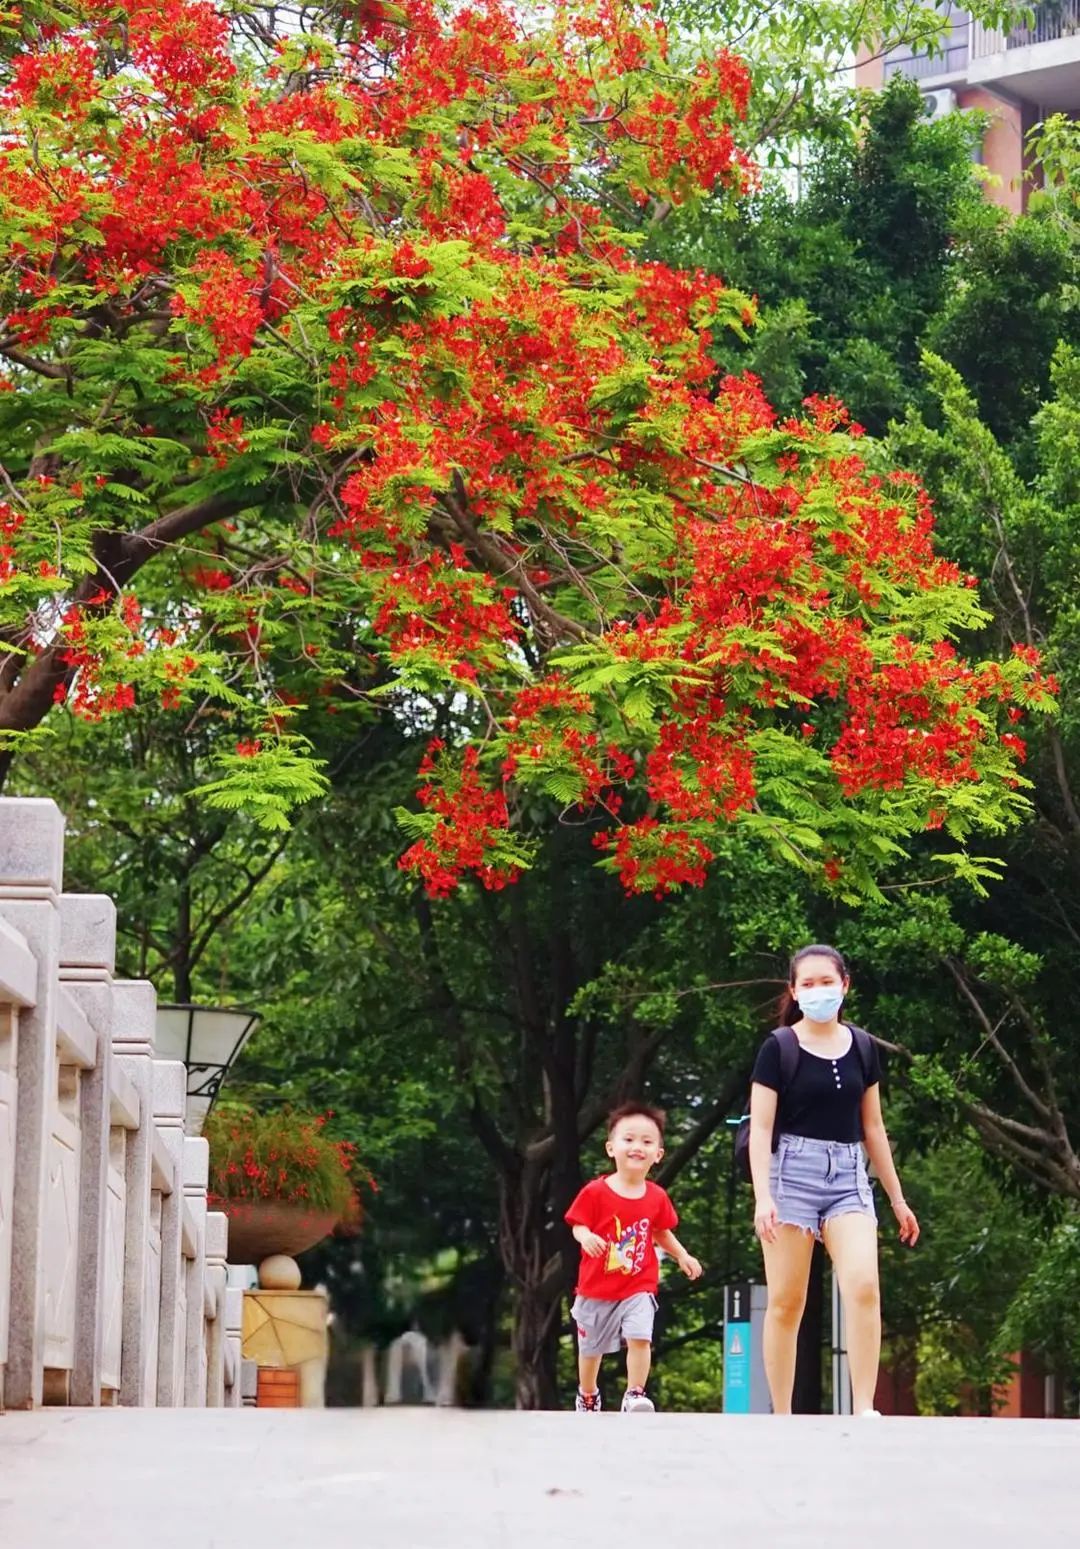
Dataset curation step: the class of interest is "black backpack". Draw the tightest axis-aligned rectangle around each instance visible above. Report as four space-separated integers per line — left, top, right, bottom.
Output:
733 1024 874 1182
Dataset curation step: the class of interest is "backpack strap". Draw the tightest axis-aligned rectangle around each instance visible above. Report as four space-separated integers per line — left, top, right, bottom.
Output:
773 1025 801 1090
846 1024 875 1083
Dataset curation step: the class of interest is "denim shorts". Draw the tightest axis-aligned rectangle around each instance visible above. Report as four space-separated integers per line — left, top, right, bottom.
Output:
770 1134 876 1238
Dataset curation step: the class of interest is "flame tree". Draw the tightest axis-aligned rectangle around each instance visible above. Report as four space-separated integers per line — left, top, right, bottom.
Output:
0 0 1054 894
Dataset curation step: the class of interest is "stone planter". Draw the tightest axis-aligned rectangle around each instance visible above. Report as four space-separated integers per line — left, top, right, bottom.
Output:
219 1201 340 1264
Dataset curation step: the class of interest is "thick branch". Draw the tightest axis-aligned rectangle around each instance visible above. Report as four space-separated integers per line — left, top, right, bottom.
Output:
0 493 249 749
656 1071 743 1188
121 492 249 573
0 346 73 382
875 1027 1080 1199
944 958 1052 1123
1048 726 1080 842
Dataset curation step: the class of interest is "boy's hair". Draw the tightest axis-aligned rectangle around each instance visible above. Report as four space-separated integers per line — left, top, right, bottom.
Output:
606 1101 666 1140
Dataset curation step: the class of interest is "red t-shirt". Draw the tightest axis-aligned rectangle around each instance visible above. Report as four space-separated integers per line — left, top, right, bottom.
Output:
565 1176 678 1301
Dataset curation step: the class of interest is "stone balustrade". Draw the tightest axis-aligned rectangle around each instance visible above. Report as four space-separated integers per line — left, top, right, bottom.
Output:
0 798 248 1410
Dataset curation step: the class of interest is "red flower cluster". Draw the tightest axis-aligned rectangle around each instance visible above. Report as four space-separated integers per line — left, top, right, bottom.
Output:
0 501 26 584
399 742 520 897
593 817 715 898
205 1106 371 1238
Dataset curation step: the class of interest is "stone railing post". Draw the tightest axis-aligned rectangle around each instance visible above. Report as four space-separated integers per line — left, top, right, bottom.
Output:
204 1211 228 1407
59 894 117 1408
224 1285 244 1408
112 980 157 1405
0 912 38 1411
241 1358 258 1408
182 1135 209 1407
152 1061 187 1406
0 798 64 1410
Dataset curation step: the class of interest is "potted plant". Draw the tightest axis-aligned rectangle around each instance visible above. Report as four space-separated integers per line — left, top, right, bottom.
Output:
205 1104 367 1267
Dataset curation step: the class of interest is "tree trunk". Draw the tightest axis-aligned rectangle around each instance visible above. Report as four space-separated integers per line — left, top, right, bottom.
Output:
497 1152 570 1410
511 1279 562 1410
174 872 194 1002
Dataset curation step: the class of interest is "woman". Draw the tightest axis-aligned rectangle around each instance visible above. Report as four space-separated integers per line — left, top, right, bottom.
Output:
748 944 919 1416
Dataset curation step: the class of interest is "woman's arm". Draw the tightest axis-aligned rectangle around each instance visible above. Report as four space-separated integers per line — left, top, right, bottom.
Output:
861 1083 920 1245
749 1082 779 1242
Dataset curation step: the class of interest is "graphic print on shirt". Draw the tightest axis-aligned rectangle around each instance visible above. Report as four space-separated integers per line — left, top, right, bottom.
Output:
605 1215 651 1276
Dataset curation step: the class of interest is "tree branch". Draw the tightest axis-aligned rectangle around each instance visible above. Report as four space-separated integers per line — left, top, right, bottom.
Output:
655 1071 744 1188
187 836 291 970
0 346 73 381
413 887 517 1173
943 958 1052 1122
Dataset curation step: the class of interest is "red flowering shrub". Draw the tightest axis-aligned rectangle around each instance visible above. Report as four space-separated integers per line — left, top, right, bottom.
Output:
0 0 1056 887
205 1103 371 1234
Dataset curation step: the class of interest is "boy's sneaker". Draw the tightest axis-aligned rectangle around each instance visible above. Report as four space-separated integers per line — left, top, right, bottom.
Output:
621 1386 655 1413
575 1387 602 1413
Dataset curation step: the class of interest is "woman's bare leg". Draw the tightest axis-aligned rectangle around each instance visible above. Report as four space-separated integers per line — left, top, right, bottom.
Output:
761 1225 816 1414
822 1211 881 1413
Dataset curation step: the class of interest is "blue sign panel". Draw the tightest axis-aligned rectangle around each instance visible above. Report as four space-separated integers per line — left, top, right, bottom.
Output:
723 1319 752 1413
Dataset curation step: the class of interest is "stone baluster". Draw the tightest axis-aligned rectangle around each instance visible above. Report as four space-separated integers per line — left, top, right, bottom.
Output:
0 911 38 1411
182 1135 209 1406
204 1211 228 1406
0 798 64 1410
59 894 117 1408
241 1358 258 1408
224 1285 244 1408
152 1061 187 1407
112 980 157 1405
360 1343 379 1407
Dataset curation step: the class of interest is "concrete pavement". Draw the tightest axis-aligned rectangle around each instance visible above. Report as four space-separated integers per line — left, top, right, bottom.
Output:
0 1408 1076 1549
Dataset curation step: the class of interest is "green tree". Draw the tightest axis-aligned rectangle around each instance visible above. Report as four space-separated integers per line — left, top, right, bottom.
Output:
653 78 988 430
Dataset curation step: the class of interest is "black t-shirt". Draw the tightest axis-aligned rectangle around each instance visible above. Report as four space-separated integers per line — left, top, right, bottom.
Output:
751 1026 881 1143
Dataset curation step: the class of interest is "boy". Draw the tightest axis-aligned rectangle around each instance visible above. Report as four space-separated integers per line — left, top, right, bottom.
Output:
565 1101 702 1413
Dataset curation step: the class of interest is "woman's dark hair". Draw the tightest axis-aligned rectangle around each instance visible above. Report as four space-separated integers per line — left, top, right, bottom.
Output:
606 1100 667 1139
777 943 849 1026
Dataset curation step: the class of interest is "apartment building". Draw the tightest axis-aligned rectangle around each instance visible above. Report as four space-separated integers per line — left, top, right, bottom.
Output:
856 3 1080 212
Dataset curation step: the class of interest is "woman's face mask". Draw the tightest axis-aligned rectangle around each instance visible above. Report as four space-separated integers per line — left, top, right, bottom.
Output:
795 987 845 1024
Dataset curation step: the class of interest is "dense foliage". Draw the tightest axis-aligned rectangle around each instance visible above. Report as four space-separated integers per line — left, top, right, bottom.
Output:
6 2 1080 1413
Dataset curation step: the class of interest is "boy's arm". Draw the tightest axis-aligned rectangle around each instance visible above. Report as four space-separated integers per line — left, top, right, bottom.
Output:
571 1222 607 1258
566 1188 606 1260
655 1228 703 1280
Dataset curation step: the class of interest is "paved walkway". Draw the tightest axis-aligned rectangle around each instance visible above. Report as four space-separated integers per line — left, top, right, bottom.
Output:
0 1409 1076 1548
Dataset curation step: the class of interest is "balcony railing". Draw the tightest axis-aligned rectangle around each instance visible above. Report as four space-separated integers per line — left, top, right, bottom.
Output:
882 3 971 81
972 1 1080 58
884 4 1080 80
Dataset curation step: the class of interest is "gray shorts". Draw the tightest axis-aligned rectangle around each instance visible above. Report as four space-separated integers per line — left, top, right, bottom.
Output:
771 1134 876 1238
572 1292 657 1356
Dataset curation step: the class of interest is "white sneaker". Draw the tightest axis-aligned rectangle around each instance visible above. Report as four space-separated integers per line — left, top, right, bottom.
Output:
857 1408 882 1418
575 1388 602 1413
621 1387 655 1413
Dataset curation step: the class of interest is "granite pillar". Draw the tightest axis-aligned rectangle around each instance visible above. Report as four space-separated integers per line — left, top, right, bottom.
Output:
182 1136 209 1407
204 1211 228 1407
152 1061 187 1407
112 980 157 1405
224 1286 244 1409
60 894 116 1407
0 798 64 1409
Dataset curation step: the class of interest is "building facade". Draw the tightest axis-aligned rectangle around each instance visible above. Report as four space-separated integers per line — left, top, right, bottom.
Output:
856 3 1080 212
